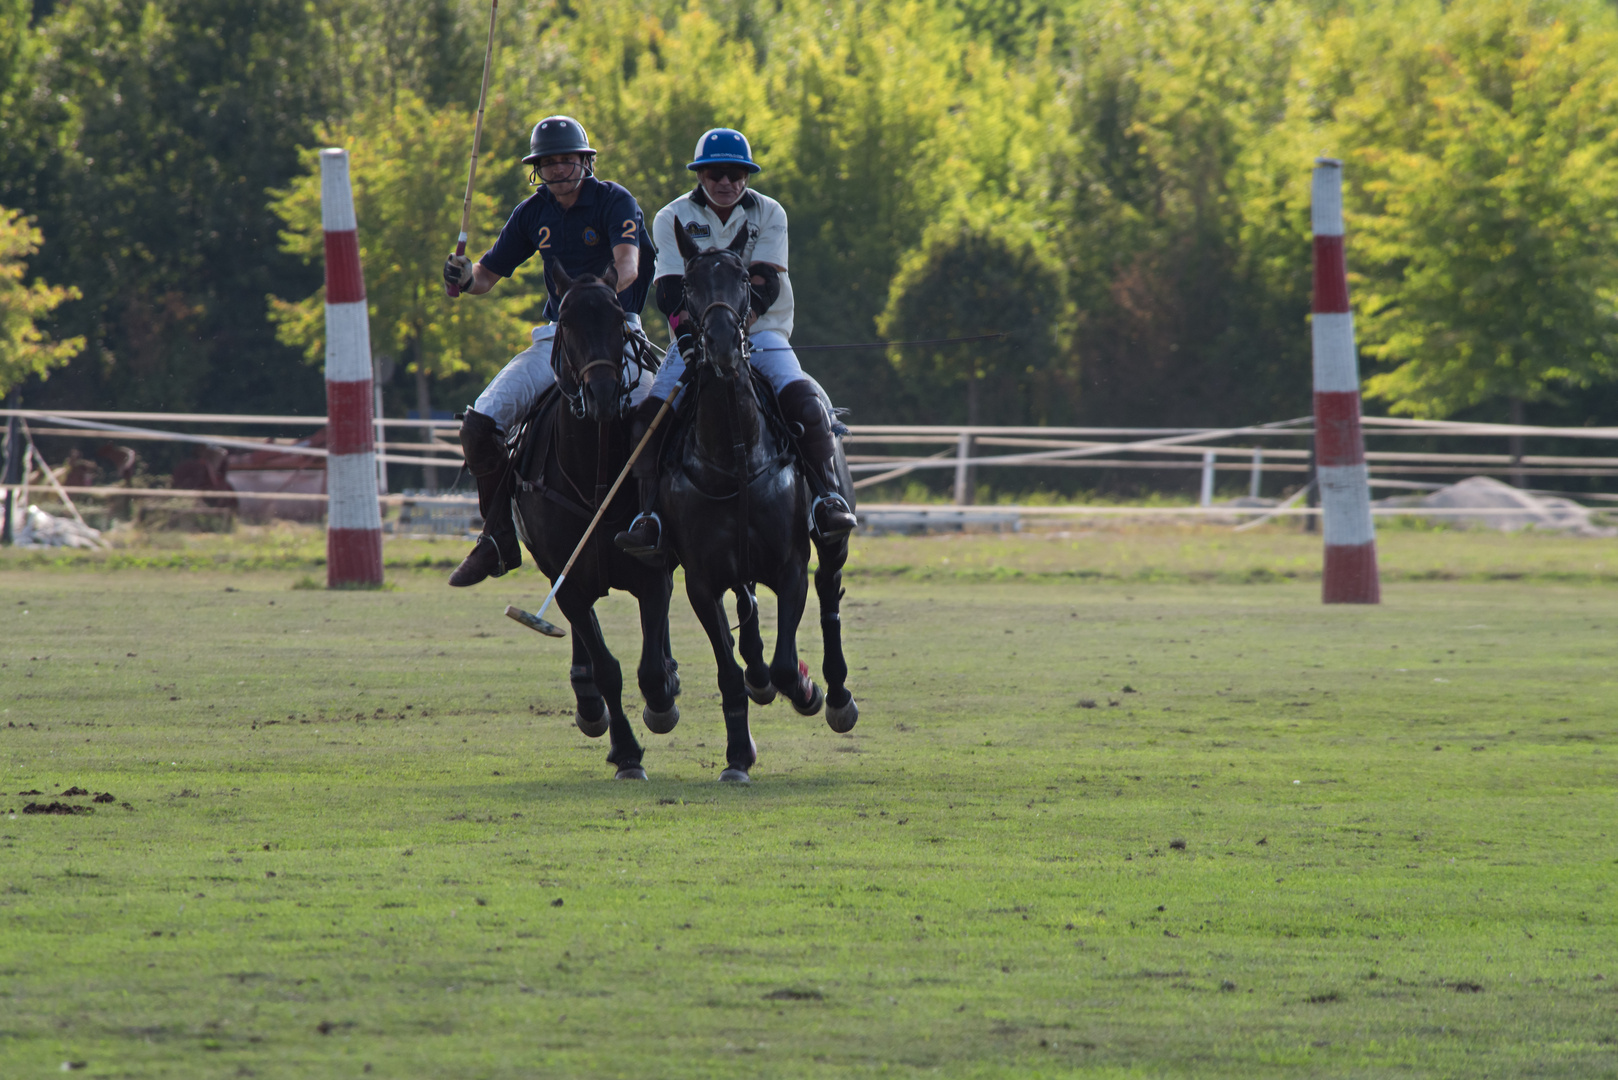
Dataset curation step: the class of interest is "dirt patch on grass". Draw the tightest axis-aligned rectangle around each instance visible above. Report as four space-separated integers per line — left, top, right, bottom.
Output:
23 801 93 815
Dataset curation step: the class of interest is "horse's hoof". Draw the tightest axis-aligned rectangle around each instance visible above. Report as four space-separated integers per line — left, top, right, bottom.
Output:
642 702 680 735
574 701 610 738
793 679 825 717
718 768 752 784
744 670 777 706
614 766 648 781
825 696 858 733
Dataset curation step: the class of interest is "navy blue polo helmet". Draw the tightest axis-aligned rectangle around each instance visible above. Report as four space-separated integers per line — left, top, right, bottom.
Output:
523 116 596 165
687 128 761 173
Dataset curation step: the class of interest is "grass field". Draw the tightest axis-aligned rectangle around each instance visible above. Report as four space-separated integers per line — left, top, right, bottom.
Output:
2 529 1617 1077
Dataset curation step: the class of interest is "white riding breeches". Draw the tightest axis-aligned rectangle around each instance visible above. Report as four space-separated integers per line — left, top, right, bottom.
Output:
648 328 807 403
472 314 650 433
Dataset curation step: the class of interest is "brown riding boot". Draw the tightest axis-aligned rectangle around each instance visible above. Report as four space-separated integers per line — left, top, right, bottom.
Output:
448 410 522 587
778 380 857 540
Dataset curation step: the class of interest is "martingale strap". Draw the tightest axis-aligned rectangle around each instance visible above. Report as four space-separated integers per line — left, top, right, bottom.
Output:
672 367 793 501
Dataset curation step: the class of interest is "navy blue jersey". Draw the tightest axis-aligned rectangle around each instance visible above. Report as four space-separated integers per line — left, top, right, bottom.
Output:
479 177 655 321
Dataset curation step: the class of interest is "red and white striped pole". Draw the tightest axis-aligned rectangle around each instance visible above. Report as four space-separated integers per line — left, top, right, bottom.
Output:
1311 157 1379 604
321 148 384 587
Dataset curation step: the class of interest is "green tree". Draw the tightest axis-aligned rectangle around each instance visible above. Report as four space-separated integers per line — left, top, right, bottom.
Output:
268 90 532 484
0 0 485 419
1326 1 1618 419
878 215 1069 425
763 0 1047 414
0 205 83 395
1047 0 1312 428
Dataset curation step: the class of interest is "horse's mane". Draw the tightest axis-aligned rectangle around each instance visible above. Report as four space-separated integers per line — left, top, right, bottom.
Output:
556 274 624 319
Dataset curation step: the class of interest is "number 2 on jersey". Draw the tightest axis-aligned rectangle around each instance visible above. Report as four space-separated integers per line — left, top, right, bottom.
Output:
536 226 551 250
621 219 637 241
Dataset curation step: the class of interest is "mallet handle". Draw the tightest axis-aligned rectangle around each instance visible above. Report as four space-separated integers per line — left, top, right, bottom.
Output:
447 0 498 299
529 391 680 625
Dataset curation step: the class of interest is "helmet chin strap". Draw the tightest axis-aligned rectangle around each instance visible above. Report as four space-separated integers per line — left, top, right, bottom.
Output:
529 157 597 190
705 183 745 209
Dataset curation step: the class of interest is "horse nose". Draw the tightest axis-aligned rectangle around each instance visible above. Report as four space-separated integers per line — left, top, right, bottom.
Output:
582 373 618 421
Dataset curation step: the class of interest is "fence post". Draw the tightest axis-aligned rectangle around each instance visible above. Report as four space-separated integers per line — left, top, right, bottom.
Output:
320 148 384 587
373 355 389 497
1249 446 1263 499
953 431 973 506
2 392 19 544
1304 442 1317 533
1311 157 1379 603
1199 449 1215 507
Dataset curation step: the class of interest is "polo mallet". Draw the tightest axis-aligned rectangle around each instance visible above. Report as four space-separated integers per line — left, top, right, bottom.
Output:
445 0 499 299
505 389 681 638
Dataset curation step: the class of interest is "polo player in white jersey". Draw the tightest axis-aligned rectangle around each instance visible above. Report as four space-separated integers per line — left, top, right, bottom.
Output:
613 128 857 563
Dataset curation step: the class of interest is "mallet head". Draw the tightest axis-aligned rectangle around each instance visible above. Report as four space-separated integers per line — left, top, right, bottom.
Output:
505 604 565 638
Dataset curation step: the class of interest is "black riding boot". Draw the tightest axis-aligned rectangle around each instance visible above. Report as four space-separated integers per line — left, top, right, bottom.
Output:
614 397 668 566
448 409 522 587
778 380 858 540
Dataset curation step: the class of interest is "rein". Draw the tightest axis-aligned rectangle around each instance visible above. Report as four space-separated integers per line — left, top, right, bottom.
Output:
683 248 763 582
552 281 629 420
522 278 651 526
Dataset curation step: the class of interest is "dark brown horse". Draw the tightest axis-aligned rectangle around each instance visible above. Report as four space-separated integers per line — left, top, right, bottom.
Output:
513 266 679 780
658 227 857 783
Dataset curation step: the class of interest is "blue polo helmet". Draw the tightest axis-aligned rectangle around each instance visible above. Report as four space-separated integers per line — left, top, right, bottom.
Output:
686 128 761 173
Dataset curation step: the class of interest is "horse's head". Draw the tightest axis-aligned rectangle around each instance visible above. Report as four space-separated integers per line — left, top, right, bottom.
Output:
551 263 627 422
675 226 751 380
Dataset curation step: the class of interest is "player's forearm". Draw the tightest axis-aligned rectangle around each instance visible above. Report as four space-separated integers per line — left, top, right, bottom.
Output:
612 245 639 292
464 264 501 295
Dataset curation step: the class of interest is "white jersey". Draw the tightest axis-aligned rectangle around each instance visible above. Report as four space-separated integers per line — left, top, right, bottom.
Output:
652 187 794 338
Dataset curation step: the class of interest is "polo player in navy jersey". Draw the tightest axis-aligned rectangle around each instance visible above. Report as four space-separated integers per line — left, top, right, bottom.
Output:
442 116 656 587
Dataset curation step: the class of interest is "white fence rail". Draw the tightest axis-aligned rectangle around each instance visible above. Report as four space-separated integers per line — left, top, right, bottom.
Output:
7 409 1618 513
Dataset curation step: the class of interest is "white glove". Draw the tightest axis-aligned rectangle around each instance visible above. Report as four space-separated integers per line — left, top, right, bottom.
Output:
444 253 475 290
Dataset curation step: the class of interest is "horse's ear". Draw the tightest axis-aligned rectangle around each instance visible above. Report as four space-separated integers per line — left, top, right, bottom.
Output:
550 261 575 296
726 228 749 255
601 262 618 290
675 223 701 262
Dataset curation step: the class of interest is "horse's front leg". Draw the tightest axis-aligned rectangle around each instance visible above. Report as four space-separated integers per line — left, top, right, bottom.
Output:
686 577 755 782
734 585 775 706
813 534 857 731
557 589 645 779
636 577 680 735
768 560 823 717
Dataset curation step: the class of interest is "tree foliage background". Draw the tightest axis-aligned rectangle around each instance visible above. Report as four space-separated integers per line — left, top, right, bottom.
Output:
3 0 1617 443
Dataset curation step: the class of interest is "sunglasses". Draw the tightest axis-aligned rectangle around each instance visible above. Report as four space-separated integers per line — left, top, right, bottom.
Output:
703 167 749 183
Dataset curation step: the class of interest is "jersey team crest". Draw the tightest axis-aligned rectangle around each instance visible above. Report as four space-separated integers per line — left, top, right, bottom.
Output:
582 227 600 246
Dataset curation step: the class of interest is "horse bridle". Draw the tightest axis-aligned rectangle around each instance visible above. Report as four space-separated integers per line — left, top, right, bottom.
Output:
684 251 752 370
552 281 629 419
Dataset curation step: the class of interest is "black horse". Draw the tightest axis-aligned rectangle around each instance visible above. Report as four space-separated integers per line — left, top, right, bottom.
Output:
512 266 679 781
659 227 858 783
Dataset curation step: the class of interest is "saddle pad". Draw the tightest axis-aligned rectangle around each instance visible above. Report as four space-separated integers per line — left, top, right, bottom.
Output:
512 385 563 486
